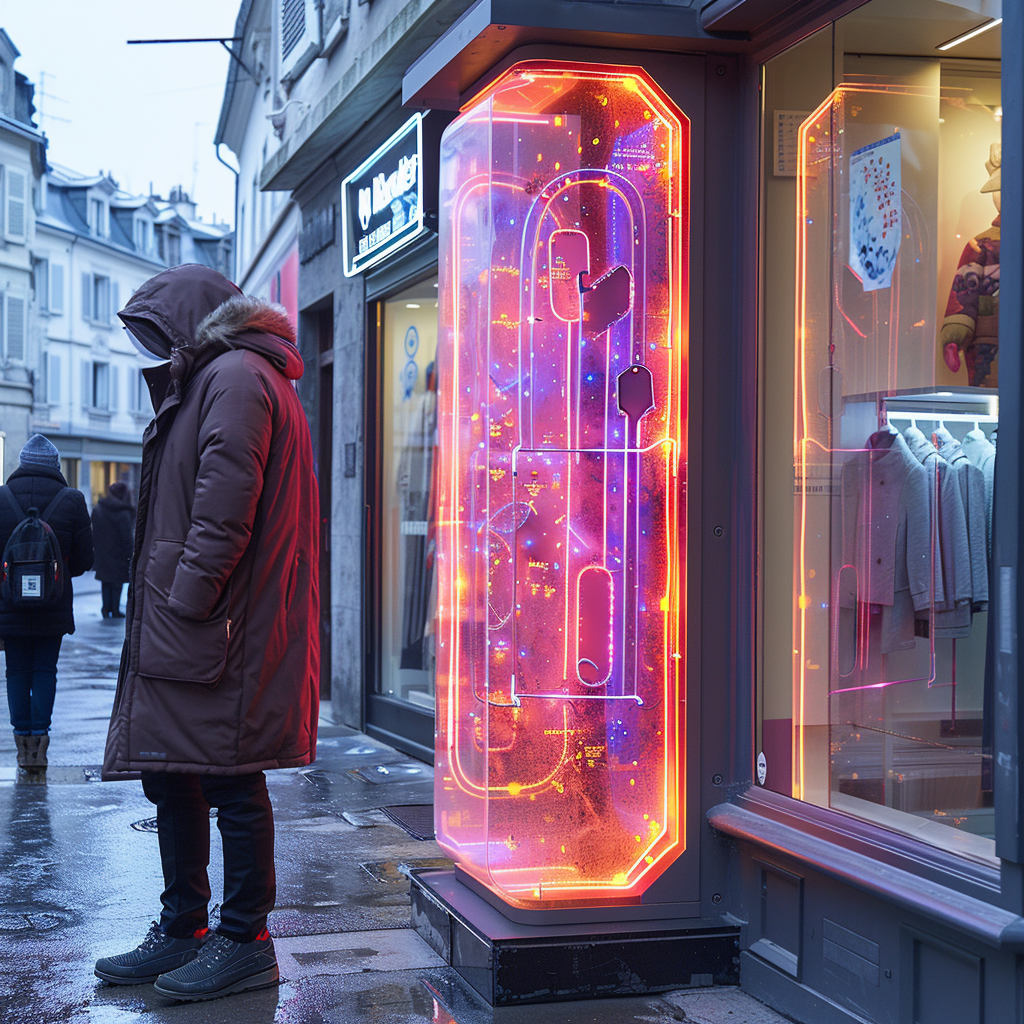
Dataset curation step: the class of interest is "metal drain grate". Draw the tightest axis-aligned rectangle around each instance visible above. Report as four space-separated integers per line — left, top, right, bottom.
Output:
380 803 435 840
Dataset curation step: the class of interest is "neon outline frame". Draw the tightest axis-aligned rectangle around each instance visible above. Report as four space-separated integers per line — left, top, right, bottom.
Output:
434 59 689 907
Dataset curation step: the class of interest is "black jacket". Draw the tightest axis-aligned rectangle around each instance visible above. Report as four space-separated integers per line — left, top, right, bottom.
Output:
0 466 93 638
91 495 134 584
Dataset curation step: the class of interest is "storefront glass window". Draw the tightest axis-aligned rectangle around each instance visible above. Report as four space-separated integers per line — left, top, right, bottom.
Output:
760 0 1002 859
379 276 440 710
89 461 139 506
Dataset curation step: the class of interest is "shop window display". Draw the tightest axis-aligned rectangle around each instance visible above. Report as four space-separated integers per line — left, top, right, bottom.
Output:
379 278 440 711
435 61 688 905
760 0 1002 859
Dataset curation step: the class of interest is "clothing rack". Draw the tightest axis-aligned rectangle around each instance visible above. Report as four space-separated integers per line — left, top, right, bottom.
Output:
885 411 998 426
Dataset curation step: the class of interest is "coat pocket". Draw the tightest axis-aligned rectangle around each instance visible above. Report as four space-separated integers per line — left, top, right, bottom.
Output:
137 539 231 685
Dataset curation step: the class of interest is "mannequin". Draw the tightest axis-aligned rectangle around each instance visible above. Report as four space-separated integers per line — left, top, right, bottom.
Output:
941 143 1001 388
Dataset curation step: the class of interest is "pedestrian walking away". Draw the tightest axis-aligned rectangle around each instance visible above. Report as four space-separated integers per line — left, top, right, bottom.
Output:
0 434 93 774
91 480 134 619
94 263 320 1002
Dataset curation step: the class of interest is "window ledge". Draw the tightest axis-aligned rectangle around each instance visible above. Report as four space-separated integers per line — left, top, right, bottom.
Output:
709 799 1024 951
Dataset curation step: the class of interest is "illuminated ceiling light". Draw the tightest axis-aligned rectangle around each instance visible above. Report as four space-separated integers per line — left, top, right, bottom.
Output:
406 303 421 308
936 17 1002 51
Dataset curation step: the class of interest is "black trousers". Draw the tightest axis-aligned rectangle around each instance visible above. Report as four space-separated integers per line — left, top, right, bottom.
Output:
141 771 276 943
101 581 124 617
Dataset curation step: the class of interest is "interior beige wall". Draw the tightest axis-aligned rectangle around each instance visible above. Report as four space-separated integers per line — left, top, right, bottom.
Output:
759 26 834 736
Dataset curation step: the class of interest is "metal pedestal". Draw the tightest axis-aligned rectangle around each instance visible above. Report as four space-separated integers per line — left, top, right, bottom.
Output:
409 868 741 1006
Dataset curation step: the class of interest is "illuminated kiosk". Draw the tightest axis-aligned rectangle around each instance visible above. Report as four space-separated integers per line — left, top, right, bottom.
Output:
437 59 687 907
410 59 738 1005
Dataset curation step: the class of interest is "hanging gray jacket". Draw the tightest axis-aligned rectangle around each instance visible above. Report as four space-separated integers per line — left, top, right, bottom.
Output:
938 438 988 608
961 430 996 557
840 430 937 654
903 428 972 638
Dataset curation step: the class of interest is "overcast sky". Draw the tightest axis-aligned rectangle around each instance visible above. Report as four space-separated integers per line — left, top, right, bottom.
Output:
3 2 239 226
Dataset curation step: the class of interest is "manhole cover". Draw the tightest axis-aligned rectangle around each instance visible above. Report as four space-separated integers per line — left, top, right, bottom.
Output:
132 808 217 831
0 907 73 933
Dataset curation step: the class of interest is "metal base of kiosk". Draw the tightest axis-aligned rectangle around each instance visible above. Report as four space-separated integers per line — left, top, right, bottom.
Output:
409 868 741 1006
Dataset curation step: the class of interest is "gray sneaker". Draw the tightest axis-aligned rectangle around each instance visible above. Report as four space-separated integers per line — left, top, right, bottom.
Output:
94 921 208 984
153 930 279 1001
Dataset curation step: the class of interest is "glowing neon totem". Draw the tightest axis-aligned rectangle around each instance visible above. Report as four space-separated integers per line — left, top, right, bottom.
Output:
435 61 689 907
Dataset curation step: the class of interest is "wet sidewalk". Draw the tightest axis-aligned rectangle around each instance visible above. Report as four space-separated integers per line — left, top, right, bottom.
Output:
0 580 789 1024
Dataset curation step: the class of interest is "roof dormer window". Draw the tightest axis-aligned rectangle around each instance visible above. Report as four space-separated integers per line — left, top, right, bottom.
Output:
90 197 108 237
135 217 151 254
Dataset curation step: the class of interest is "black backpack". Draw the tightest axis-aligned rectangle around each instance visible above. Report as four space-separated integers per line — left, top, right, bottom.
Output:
0 487 72 609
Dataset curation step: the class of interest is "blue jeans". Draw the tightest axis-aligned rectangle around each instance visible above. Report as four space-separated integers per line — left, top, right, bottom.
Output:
5 636 62 735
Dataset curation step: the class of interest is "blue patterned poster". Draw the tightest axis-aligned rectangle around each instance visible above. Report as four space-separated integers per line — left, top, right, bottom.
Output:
849 133 901 292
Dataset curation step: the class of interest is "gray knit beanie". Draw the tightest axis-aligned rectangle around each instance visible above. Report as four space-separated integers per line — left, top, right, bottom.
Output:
19 434 60 470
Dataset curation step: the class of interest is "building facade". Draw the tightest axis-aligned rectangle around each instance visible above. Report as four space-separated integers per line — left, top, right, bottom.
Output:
0 29 45 478
3 29 235 496
240 0 1024 1018
32 168 233 503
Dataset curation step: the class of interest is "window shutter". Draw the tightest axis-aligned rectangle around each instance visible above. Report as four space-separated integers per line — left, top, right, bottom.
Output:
97 277 109 323
50 264 64 314
4 168 26 242
128 367 138 411
81 360 92 408
47 353 61 404
109 364 119 411
34 259 49 311
111 281 120 322
280 0 319 82
5 295 25 361
82 272 92 321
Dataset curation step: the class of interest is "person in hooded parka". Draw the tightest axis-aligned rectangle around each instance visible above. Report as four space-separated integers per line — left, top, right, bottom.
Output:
90 480 134 618
93 265 319 1002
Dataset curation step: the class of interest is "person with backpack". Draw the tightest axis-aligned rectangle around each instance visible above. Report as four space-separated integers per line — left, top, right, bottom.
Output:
0 434 93 771
91 481 134 619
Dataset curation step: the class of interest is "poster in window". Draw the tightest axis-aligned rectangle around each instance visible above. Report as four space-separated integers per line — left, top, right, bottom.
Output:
849 132 902 292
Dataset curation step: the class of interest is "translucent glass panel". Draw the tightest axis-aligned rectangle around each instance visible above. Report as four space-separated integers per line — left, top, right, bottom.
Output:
764 8 1001 859
435 61 688 906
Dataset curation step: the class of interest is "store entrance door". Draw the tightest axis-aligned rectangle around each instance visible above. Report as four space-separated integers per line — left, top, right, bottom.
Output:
365 273 439 760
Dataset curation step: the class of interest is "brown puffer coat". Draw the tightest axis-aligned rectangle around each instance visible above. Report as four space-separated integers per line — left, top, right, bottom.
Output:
103 264 319 778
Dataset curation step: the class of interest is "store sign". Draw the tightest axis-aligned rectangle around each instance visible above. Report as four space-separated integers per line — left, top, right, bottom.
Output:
341 114 425 277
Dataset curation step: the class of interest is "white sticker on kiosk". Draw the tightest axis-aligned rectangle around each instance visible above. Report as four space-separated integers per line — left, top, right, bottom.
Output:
756 751 767 786
22 575 42 597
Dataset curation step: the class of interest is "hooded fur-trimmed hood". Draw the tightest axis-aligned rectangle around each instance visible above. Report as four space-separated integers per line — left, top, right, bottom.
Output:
192 295 303 381
196 294 296 347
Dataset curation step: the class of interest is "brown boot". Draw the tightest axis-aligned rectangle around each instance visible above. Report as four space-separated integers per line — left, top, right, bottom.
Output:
29 734 49 769
14 733 30 768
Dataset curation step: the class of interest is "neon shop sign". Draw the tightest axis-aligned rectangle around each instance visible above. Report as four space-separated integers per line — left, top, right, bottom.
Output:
342 114 425 276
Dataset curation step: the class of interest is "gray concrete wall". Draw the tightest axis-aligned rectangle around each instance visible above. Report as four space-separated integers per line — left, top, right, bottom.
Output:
296 171 366 730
